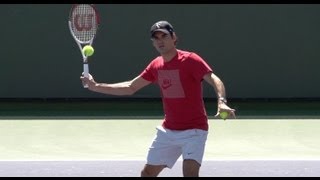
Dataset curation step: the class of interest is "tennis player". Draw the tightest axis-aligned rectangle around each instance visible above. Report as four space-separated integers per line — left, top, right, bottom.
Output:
80 20 236 177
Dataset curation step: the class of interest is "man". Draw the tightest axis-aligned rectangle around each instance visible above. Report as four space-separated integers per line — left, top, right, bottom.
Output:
80 20 236 177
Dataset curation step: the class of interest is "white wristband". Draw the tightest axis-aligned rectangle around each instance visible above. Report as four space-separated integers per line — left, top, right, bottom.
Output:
218 97 227 103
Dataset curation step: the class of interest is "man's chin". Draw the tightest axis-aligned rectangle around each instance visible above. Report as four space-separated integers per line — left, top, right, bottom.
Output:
157 48 167 54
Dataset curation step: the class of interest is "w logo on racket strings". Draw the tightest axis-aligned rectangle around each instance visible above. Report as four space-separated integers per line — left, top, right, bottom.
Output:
74 14 95 31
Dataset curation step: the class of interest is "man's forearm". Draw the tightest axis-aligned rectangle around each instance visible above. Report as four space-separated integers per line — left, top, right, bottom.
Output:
90 81 135 95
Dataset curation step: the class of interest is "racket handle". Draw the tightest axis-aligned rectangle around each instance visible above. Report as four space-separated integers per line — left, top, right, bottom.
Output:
83 63 89 88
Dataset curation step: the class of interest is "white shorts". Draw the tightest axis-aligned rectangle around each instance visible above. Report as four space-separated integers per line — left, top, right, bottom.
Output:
146 125 208 169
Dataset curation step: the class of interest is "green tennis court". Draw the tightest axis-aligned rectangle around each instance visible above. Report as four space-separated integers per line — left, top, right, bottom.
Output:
1 100 320 177
0 118 319 161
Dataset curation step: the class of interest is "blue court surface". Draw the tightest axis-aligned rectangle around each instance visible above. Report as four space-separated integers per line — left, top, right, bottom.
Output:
0 160 319 177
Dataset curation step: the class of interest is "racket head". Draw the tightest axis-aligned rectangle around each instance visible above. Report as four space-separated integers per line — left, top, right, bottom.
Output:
68 4 100 44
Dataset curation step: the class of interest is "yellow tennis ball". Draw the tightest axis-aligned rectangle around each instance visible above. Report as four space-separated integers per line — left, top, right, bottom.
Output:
220 111 228 120
83 45 94 57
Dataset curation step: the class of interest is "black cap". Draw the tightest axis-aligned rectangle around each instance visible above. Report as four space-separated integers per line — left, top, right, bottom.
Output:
150 21 174 37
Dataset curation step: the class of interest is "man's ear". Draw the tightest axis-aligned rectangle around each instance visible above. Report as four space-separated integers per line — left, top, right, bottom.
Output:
172 32 178 46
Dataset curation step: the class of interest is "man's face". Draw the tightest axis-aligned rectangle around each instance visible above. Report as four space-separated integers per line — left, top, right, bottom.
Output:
151 31 176 54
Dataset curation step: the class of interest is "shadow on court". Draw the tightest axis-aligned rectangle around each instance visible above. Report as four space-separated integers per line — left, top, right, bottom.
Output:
0 160 319 177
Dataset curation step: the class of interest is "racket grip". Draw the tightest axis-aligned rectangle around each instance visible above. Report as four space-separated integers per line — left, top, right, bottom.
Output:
83 63 89 88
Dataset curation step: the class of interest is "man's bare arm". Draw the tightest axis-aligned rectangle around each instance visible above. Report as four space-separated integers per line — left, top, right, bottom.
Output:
81 74 151 96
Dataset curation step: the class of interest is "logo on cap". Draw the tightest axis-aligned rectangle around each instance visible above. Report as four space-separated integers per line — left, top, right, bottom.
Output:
150 21 174 37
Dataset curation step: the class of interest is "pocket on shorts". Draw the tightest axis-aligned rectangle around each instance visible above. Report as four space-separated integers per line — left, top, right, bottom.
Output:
194 129 208 140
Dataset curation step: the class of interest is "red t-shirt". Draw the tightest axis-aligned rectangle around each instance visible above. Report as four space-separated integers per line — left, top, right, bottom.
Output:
140 49 213 131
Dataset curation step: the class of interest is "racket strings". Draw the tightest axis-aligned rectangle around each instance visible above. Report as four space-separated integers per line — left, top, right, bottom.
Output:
70 4 98 43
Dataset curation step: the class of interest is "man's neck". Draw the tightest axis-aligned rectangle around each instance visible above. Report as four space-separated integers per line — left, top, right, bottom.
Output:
162 49 178 62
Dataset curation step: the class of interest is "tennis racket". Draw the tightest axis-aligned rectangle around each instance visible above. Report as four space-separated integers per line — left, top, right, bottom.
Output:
68 4 100 88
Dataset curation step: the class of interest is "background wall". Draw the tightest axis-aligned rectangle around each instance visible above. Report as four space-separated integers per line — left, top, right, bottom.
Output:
1 4 319 99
